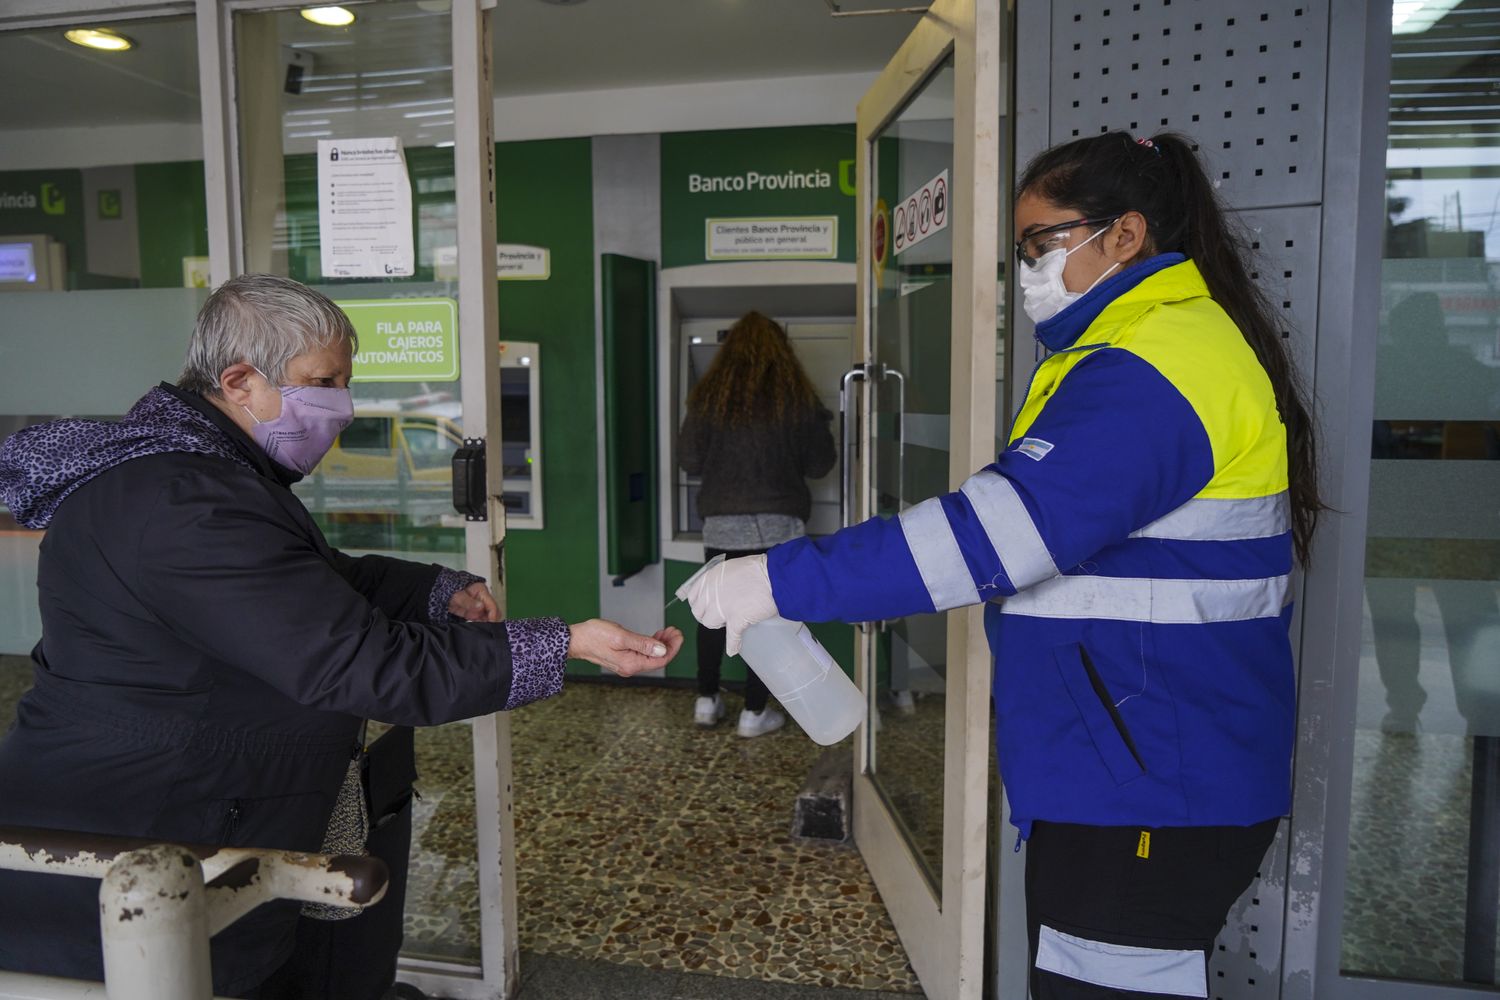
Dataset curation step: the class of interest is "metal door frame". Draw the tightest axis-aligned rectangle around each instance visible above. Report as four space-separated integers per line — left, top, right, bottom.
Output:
850 2 1001 997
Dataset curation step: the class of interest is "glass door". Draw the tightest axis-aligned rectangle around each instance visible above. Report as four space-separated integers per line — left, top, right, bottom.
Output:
216 2 510 996
850 2 1001 996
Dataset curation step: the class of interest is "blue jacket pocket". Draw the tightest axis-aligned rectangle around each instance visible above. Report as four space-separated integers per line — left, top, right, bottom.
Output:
1053 642 1146 785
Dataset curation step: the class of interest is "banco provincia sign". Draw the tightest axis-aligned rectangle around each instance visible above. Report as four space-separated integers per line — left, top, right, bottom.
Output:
688 169 834 193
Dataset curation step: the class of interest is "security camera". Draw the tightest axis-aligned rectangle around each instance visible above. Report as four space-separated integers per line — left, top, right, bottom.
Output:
283 47 316 96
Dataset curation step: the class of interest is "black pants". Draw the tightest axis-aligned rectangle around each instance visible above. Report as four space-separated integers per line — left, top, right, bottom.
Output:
698 546 771 713
1025 818 1279 999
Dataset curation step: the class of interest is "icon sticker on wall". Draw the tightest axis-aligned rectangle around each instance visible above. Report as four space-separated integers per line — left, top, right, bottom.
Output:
39 183 65 216
182 256 211 289
98 190 122 220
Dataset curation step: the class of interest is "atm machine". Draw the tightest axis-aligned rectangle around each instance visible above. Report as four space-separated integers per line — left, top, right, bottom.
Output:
0 235 66 292
676 315 852 538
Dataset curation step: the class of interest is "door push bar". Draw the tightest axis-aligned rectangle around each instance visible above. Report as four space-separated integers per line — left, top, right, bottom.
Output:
840 364 876 637
839 364 867 531
876 363 905 637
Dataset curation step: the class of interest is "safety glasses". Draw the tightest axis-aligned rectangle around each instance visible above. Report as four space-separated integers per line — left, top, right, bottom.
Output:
1013 216 1121 268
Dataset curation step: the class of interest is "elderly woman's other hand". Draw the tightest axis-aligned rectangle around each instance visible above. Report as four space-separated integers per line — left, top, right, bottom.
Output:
449 581 500 622
568 620 684 676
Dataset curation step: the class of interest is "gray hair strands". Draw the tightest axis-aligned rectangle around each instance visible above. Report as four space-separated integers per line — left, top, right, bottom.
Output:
178 274 358 395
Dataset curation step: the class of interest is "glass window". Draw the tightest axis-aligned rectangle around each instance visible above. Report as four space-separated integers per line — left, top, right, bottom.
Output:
1342 2 1500 986
402 418 458 471
0 14 207 658
234 2 466 558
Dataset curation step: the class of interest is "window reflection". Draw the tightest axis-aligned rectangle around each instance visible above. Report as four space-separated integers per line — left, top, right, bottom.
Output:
0 15 207 657
1343 1 1500 986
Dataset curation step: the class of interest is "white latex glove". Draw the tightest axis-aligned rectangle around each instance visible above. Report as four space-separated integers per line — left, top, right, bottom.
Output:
675 553 778 657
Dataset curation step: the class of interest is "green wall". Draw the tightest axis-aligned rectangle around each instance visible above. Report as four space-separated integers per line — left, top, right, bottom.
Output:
135 162 209 288
660 125 857 269
0 165 210 291
492 139 600 631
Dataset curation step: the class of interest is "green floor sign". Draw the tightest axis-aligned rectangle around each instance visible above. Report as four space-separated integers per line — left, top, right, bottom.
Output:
339 297 459 382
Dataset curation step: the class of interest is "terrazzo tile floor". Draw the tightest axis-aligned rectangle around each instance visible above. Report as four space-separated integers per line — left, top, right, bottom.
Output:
513 949 922 1000
399 680 924 992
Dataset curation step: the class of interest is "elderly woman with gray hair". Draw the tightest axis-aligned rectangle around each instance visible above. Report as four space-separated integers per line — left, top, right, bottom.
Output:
0 273 682 999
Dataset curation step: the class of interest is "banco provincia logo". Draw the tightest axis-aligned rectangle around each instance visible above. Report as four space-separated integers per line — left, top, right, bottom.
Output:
40 183 65 215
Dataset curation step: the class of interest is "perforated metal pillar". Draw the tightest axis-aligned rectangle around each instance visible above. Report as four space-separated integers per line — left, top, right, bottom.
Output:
1012 3 1340 998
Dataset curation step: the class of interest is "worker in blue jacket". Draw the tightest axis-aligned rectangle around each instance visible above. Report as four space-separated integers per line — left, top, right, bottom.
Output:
680 131 1323 999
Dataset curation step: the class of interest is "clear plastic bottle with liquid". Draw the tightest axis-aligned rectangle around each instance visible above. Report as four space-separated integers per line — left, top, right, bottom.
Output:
678 557 866 745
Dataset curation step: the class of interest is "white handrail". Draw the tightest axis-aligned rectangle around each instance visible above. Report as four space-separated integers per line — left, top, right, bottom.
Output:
0 825 389 1000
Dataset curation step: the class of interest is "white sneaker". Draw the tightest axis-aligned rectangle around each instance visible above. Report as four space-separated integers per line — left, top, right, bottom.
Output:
737 707 785 738
693 693 726 728
891 689 916 716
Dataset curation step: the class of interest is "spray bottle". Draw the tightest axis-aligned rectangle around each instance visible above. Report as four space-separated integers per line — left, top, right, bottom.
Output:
676 555 866 745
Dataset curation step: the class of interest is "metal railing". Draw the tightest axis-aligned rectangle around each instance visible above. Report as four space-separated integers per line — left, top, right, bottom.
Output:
0 825 389 1000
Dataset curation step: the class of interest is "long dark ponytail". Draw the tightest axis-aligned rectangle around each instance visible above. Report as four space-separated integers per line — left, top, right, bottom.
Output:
1017 130 1323 564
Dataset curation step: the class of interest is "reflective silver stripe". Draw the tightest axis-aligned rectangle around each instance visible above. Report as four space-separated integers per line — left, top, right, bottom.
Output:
1036 925 1207 997
898 497 979 612
1131 492 1290 541
1000 573 1289 623
960 470 1059 590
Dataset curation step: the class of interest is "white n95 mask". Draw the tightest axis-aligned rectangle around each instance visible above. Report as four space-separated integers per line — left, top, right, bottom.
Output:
1018 224 1120 324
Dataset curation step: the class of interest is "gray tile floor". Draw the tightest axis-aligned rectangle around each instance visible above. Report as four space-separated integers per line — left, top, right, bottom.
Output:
513 951 919 1000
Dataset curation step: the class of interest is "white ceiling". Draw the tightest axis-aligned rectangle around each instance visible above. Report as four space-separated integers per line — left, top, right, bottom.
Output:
0 0 923 131
489 0 921 95
1 17 202 129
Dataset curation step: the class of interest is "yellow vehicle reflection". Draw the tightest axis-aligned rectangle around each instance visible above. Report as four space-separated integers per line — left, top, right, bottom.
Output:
303 403 463 521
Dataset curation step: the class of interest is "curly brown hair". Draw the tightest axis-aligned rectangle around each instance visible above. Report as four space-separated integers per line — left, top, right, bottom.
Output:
686 312 820 428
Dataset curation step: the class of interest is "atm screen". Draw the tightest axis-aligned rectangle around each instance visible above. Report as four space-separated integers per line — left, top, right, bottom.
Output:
0 242 37 284
500 367 531 478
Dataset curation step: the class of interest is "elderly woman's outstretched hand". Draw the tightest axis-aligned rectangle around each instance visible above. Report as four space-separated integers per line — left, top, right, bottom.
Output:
568 620 684 677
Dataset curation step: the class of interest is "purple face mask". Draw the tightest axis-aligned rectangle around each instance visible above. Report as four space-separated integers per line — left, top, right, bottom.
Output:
244 367 354 474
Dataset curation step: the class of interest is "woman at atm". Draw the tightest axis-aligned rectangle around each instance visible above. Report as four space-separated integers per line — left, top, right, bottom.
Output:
678 311 836 738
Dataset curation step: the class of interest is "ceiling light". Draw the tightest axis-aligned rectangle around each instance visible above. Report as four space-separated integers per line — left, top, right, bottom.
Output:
301 6 356 27
63 27 135 51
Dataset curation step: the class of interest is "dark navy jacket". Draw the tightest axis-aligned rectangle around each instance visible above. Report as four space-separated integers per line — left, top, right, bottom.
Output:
0 386 522 995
